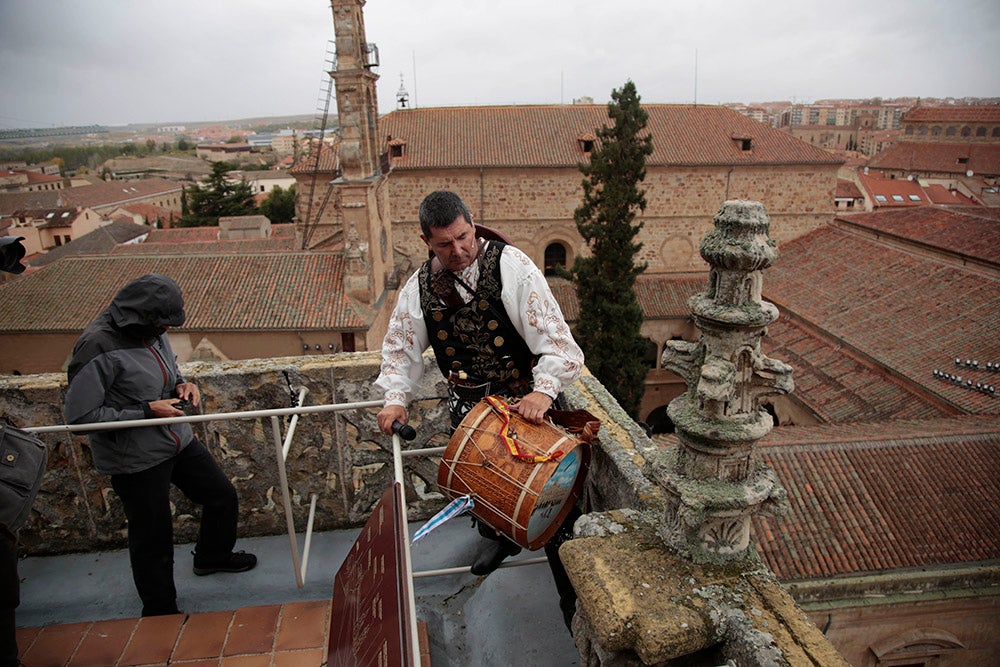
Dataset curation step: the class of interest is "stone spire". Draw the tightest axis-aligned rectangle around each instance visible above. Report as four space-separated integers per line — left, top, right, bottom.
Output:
653 199 793 562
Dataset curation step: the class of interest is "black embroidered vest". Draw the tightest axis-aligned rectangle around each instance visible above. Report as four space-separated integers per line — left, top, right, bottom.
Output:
419 240 537 390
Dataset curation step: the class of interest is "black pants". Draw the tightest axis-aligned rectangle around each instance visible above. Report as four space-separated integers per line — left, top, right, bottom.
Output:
110 439 238 616
0 525 17 667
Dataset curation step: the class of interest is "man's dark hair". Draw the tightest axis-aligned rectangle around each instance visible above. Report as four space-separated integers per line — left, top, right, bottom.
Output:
418 191 472 237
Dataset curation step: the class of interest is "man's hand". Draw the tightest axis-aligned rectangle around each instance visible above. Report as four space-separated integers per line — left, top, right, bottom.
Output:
175 382 201 407
377 404 408 436
149 399 185 417
513 391 553 424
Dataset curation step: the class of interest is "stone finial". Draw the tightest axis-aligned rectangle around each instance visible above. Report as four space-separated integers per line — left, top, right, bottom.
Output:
654 200 792 561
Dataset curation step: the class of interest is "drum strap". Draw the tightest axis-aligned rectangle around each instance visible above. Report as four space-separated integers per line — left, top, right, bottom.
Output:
484 396 564 463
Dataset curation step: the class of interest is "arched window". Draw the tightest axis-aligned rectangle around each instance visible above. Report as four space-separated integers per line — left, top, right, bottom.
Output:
993 127 1000 138
961 126 971 137
946 126 956 136
931 125 941 136
543 242 567 276
976 126 987 137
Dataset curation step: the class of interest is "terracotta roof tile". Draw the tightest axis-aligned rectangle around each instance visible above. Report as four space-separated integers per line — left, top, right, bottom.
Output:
29 220 152 268
764 223 1000 415
763 317 948 422
110 224 298 255
923 184 979 206
835 180 863 199
837 206 1000 263
856 172 927 207
868 142 1000 175
379 105 840 170
751 415 1000 579
56 178 182 209
0 253 370 332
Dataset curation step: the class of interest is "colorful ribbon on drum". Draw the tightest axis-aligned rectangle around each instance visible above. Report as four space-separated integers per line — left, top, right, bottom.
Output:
484 395 564 463
411 494 475 545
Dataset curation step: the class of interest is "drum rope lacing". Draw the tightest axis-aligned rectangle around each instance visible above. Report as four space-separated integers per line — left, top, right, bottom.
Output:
484 396 565 463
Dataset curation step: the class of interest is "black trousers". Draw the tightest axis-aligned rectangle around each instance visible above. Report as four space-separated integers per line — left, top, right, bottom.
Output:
110 439 238 616
0 525 17 667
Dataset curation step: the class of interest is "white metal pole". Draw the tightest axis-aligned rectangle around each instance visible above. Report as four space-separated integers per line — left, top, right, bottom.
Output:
282 386 310 461
23 400 385 434
272 415 305 589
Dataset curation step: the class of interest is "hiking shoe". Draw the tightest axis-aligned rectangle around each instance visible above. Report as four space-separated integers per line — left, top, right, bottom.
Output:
193 550 258 576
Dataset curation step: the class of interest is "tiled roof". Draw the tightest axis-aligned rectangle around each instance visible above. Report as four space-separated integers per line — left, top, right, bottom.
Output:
290 142 340 174
903 105 1000 123
762 317 949 423
834 179 863 199
547 274 701 322
57 178 182 209
29 221 152 268
10 207 78 223
24 171 62 184
0 253 372 332
0 191 62 215
923 184 979 206
856 172 927 207
763 223 1000 415
120 202 178 222
379 105 840 169
111 224 298 255
868 142 1000 175
752 415 1000 580
836 206 1000 264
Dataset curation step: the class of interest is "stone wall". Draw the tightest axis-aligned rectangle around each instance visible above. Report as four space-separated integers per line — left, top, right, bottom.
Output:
381 162 835 275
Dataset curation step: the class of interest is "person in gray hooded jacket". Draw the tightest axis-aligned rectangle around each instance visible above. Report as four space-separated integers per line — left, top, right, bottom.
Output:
64 273 256 617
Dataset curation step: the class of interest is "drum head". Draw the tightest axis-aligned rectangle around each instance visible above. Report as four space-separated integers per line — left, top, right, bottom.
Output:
525 445 588 548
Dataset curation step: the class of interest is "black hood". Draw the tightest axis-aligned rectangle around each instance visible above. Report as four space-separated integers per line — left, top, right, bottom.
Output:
108 274 186 329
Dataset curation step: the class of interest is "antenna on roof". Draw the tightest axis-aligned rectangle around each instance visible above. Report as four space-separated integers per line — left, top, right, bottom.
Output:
694 48 698 105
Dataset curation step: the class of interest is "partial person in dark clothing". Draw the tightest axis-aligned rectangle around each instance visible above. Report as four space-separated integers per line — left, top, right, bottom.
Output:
1 237 30 666
64 273 256 617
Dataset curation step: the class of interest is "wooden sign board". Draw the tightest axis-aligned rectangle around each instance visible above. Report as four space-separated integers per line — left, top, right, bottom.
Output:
328 482 417 666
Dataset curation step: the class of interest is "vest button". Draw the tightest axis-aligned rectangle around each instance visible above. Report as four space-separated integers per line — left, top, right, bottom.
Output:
493 336 504 347
437 330 448 340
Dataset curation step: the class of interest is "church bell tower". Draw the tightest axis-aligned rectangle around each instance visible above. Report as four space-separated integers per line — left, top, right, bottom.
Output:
297 0 391 306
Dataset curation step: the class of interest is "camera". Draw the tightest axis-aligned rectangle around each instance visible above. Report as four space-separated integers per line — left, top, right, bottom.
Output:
0 237 27 275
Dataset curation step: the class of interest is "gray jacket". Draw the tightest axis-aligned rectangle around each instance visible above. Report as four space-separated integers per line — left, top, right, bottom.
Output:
64 274 194 475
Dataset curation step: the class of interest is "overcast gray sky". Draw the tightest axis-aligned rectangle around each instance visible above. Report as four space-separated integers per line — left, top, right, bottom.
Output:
1 0 998 129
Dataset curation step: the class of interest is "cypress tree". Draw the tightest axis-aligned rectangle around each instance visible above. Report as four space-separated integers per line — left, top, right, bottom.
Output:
571 80 653 419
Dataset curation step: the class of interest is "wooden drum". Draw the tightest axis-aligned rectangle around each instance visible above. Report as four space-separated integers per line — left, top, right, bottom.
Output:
437 396 599 550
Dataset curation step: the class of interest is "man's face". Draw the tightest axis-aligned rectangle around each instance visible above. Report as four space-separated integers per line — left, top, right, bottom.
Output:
422 215 478 272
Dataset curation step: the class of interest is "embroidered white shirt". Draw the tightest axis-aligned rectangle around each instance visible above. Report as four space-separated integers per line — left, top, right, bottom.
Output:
375 241 584 407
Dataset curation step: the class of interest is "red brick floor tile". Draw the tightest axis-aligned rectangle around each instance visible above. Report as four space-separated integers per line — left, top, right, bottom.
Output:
273 648 326 667
72 617 140 666
168 660 220 667
222 605 280 656
220 655 272 667
274 600 329 651
172 610 234 661
20 621 90 666
118 613 186 666
14 625 42 656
